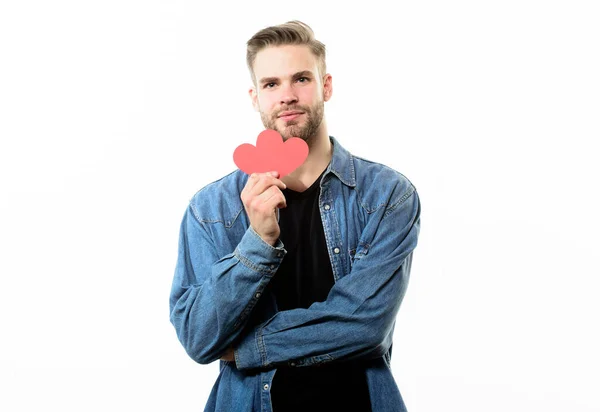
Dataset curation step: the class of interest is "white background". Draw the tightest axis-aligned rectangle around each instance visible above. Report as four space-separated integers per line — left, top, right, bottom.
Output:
1 1 599 411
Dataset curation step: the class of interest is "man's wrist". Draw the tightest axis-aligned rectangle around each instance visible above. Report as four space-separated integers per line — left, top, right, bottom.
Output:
250 226 280 247
264 237 278 246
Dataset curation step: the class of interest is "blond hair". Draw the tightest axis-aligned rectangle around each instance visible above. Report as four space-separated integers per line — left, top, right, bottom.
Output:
246 20 326 85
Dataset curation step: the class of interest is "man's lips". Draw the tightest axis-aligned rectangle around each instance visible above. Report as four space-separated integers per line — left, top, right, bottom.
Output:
278 111 304 121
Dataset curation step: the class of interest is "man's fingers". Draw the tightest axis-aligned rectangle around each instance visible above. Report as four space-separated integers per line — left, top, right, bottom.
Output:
242 173 260 195
219 347 235 362
252 186 286 211
244 172 286 198
264 187 287 210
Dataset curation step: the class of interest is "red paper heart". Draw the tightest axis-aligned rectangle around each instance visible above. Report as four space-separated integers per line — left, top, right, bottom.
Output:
233 129 309 177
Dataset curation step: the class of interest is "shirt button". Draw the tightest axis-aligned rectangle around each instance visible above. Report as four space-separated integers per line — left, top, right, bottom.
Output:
263 384 269 391
333 247 340 254
290 362 296 367
255 293 261 299
270 265 275 269
324 204 330 210
277 252 283 257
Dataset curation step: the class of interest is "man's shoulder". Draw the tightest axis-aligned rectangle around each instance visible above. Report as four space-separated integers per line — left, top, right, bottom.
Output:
187 169 247 224
350 153 417 209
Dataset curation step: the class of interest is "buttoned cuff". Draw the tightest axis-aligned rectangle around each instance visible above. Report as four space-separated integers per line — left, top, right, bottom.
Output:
234 226 286 275
234 326 264 370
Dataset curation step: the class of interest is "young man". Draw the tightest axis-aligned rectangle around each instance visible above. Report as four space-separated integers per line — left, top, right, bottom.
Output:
169 21 421 412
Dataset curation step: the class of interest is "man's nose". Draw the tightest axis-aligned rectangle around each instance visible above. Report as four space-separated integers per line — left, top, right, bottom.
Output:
279 83 298 105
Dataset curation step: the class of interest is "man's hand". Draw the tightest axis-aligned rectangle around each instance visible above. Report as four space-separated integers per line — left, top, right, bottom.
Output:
220 346 236 363
240 171 287 246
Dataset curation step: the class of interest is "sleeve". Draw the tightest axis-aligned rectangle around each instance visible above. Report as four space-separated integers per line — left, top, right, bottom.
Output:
234 185 421 370
169 201 287 364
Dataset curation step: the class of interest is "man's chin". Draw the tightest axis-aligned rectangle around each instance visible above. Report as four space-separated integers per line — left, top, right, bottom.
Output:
262 121 307 141
274 126 303 140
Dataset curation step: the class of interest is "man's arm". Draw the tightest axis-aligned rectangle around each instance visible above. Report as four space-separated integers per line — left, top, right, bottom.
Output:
234 185 421 370
169 201 286 365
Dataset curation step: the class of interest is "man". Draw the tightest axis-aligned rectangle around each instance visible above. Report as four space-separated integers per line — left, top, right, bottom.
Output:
169 20 421 412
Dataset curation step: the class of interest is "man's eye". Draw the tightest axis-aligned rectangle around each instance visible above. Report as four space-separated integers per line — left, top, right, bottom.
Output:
265 83 276 88
297 77 308 83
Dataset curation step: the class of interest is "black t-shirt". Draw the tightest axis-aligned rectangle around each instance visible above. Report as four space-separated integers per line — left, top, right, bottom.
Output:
268 169 372 412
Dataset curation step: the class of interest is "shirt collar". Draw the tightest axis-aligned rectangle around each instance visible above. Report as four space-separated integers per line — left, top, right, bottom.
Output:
325 135 356 188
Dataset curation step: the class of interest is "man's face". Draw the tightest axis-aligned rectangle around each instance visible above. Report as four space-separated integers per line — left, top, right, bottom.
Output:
249 45 332 143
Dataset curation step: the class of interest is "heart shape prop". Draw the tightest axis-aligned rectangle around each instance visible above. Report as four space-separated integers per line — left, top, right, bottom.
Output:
233 129 309 177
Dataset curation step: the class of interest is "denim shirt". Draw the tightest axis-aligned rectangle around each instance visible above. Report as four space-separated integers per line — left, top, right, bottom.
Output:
169 135 421 411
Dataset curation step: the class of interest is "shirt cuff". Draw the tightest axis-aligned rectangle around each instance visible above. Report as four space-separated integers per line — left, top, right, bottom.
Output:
234 226 286 275
234 326 264 370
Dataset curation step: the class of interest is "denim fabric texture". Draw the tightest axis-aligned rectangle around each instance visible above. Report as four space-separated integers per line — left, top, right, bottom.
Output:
169 135 421 411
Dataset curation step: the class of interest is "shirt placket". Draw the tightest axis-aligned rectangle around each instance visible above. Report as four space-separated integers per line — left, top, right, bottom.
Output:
318 177 345 283
261 369 276 412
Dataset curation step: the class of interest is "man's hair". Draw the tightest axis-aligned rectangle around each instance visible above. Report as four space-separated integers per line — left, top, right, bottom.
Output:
246 20 326 86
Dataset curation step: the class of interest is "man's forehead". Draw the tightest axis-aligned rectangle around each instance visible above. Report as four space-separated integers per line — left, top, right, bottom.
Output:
253 45 318 77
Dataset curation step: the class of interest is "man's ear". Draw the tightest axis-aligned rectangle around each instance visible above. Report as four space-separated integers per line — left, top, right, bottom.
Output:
249 87 259 112
323 74 333 102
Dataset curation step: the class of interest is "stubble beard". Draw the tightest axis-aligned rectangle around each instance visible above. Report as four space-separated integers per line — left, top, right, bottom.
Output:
260 99 325 147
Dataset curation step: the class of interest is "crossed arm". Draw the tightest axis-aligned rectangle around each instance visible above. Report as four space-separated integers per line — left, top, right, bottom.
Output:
170 185 420 369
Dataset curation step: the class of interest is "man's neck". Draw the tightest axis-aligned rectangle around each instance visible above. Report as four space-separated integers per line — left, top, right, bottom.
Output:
282 129 332 192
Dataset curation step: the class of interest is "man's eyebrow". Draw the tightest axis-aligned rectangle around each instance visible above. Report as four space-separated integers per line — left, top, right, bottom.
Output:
258 70 315 85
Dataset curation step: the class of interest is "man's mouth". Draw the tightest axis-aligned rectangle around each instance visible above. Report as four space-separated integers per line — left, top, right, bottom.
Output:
278 111 304 121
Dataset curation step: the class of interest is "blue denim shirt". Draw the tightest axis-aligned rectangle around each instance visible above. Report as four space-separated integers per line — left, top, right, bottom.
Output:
169 135 421 411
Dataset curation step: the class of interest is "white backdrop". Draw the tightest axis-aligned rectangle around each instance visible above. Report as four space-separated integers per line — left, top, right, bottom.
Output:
1 1 599 411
